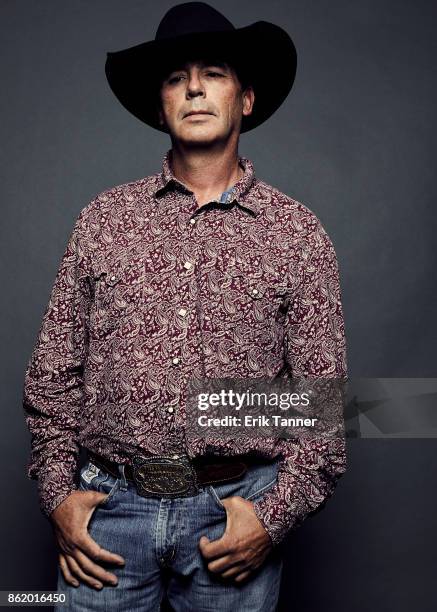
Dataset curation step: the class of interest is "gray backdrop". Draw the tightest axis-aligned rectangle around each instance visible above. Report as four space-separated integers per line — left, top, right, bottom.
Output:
1 1 436 610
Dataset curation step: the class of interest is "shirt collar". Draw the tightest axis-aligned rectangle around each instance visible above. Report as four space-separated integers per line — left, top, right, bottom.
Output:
153 149 260 216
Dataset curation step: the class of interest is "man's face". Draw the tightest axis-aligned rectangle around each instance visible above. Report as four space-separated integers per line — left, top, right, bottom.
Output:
157 58 254 145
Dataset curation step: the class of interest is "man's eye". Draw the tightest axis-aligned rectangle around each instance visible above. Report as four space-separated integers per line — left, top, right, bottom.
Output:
168 76 184 84
166 72 223 84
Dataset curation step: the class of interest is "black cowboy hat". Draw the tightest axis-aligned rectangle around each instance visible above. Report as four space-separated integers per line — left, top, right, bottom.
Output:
105 2 297 133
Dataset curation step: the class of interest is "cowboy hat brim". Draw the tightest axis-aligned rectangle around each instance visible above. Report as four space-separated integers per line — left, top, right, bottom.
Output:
105 21 297 133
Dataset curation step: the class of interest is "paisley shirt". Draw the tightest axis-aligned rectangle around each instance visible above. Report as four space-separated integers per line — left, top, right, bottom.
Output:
23 149 348 546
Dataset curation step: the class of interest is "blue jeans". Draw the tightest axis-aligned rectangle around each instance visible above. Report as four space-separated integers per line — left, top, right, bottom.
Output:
56 456 283 611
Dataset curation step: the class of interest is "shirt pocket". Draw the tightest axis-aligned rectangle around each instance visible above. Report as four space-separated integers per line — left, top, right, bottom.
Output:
211 266 290 327
242 275 289 319
90 259 145 338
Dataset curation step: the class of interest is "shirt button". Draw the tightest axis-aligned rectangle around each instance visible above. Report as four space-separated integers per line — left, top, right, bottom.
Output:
183 261 193 270
172 454 179 459
178 308 187 316
190 218 196 225
172 357 180 365
167 406 174 413
251 288 259 295
110 275 116 281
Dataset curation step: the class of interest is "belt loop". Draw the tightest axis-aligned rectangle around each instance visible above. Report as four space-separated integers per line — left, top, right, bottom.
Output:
118 464 128 491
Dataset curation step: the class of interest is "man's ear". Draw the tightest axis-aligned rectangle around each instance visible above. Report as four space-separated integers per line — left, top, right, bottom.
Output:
242 85 255 118
156 106 169 133
156 100 165 127
154 87 164 126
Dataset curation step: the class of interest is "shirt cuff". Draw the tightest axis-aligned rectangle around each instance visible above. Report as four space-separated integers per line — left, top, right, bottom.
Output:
252 494 295 547
34 463 78 518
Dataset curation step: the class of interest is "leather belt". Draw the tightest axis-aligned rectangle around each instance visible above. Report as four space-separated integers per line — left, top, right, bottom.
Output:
87 450 249 499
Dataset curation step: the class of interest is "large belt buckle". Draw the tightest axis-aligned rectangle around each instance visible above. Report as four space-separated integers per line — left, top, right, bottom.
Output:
131 455 199 498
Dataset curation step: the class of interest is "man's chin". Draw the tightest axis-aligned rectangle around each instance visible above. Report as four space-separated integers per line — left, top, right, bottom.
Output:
173 132 225 147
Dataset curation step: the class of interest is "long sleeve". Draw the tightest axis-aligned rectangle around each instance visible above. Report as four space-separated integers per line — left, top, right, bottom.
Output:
22 208 92 518
252 221 348 546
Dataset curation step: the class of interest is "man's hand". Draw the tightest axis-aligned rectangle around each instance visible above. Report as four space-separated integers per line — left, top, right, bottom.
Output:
50 490 126 590
199 495 272 583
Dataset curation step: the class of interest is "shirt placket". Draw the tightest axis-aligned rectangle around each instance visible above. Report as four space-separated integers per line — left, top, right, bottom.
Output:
158 187 237 447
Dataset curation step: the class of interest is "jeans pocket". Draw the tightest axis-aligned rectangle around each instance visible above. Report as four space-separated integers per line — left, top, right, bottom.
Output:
98 477 120 506
208 462 279 511
79 461 120 506
245 476 278 502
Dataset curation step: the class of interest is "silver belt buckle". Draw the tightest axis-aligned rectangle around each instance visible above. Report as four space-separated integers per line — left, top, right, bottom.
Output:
131 455 199 498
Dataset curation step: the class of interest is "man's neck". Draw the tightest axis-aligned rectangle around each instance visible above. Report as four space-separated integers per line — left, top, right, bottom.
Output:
169 145 244 207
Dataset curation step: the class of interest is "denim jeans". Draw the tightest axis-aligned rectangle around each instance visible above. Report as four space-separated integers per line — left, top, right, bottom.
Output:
56 456 283 611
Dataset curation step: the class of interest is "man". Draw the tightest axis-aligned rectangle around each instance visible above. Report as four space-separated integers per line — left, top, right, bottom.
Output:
23 3 348 611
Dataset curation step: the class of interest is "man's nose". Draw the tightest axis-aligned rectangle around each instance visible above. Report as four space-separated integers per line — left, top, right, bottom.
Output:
186 73 205 98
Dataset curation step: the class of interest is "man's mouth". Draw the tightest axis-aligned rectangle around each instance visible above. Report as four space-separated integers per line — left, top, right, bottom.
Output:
184 111 213 118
